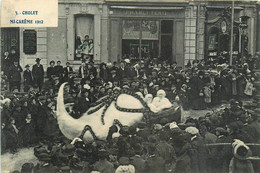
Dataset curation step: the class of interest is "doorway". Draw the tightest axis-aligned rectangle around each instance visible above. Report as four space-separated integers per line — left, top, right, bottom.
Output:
1 27 20 59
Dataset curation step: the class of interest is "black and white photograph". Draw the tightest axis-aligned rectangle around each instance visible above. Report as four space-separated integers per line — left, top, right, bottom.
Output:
1 0 260 172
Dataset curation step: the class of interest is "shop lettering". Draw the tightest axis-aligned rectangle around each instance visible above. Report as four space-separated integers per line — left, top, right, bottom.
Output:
117 10 167 16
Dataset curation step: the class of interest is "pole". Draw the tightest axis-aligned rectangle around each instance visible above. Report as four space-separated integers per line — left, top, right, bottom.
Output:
206 143 260 147
230 0 234 65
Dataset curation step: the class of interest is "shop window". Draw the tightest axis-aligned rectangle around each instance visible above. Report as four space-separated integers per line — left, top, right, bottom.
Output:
122 19 159 60
74 14 94 60
23 30 37 55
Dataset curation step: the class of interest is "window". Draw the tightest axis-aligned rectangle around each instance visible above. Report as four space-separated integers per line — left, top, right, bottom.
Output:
74 14 94 60
23 30 37 55
122 19 159 60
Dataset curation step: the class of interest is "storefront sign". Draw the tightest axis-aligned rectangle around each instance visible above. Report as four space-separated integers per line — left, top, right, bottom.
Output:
111 9 184 17
23 30 37 54
123 10 167 16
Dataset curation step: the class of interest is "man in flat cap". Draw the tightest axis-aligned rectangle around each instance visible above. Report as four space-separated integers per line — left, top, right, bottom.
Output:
32 58 44 92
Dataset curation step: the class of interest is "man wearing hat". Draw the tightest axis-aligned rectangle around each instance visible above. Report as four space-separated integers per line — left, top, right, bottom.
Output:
92 149 115 173
156 130 177 172
130 144 145 173
32 58 44 91
145 144 166 173
9 60 23 92
210 127 228 173
63 62 73 82
185 126 208 173
117 61 128 80
23 64 33 92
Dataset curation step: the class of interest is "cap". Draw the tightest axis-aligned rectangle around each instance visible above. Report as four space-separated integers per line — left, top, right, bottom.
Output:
185 126 199 135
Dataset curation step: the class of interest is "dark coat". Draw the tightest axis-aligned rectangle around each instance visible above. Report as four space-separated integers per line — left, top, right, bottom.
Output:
219 131 253 173
130 155 146 173
88 66 97 78
190 136 208 173
210 135 227 173
78 66 88 78
242 122 260 143
19 120 36 146
54 65 64 76
156 141 176 164
145 154 166 173
99 68 109 82
23 70 33 85
11 110 26 129
1 128 7 153
47 67 56 78
93 159 115 173
175 143 191 173
9 64 23 82
117 67 128 79
63 66 73 81
32 64 44 79
5 124 19 149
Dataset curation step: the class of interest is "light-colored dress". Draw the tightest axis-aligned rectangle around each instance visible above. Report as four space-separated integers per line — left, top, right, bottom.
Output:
151 97 172 112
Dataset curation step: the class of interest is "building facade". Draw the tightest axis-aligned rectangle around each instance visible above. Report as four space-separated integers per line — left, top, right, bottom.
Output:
1 0 259 70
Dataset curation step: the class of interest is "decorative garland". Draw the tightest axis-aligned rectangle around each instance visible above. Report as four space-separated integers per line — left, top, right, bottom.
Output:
78 90 151 141
89 95 109 107
85 89 149 125
114 102 147 113
79 125 97 140
87 102 106 115
113 119 123 129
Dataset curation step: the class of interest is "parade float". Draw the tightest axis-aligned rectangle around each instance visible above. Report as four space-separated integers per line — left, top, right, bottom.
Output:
56 83 181 142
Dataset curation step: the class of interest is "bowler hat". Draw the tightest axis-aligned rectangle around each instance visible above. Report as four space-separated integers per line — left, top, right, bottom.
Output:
25 64 30 68
36 58 41 62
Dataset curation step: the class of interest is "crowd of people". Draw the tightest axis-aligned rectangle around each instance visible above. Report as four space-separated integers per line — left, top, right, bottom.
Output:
1 52 260 173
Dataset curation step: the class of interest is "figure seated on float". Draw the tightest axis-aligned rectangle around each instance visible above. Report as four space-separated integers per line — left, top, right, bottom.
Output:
144 94 160 113
145 90 173 113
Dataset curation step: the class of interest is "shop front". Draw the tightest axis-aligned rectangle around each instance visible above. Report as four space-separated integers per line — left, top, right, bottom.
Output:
108 6 186 66
205 4 257 64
